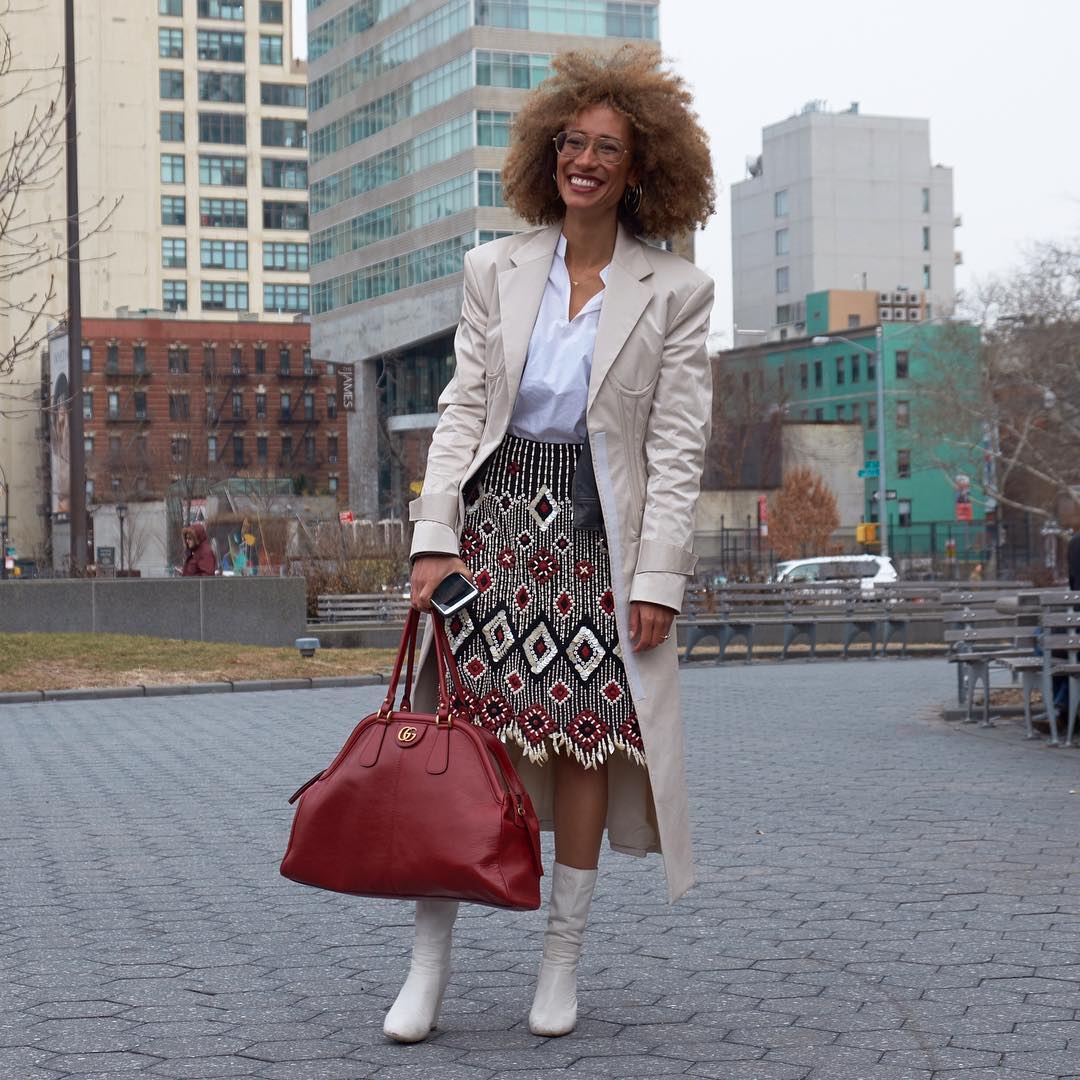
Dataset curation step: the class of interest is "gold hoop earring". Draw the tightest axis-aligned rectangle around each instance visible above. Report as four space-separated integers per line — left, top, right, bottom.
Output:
623 184 644 215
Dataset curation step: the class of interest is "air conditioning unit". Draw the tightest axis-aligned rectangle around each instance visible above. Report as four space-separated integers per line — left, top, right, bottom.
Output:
892 292 907 304
892 308 907 320
879 307 893 321
879 292 891 304
906 308 921 321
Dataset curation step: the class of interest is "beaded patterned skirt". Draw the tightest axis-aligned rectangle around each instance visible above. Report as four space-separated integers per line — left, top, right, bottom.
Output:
445 434 645 770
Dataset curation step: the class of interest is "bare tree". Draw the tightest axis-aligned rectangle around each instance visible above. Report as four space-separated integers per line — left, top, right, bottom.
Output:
0 6 118 378
917 240 1080 523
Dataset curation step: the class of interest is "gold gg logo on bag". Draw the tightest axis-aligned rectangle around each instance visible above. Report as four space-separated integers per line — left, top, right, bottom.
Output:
396 726 418 744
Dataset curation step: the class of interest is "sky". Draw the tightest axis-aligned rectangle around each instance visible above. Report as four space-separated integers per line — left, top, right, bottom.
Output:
292 0 1080 345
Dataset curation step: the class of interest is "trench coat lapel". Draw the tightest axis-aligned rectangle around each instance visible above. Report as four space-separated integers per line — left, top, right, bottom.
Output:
497 224 561 405
588 225 653 410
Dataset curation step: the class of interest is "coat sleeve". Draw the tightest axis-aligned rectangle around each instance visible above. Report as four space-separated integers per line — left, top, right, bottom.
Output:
629 275 714 613
408 249 490 560
197 545 217 575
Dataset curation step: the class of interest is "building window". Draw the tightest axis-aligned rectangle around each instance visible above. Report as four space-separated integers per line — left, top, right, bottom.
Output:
85 478 94 499
134 392 148 420
263 283 309 313
775 304 791 325
199 154 246 185
813 360 822 388
921 187 930 212
328 475 339 493
255 392 267 419
262 158 308 188
104 343 119 374
835 356 845 385
169 393 190 420
868 401 877 429
230 345 243 372
163 280 187 311
201 281 249 311
161 195 186 225
477 109 514 147
278 345 290 374
263 200 308 230
327 434 338 464
260 82 305 107
895 350 909 379
168 345 189 373
303 391 315 420
849 355 860 383
107 391 120 420
280 391 291 419
898 499 912 527
848 314 861 328
197 0 244 18
160 0 182 13
198 72 245 103
199 197 247 227
326 392 337 419
260 0 283 20
171 436 190 464
303 347 313 375
263 242 308 271
159 28 183 58
256 435 268 463
814 407 824 422
160 111 185 141
231 391 243 418
798 363 808 390
160 153 185 184
774 227 789 256
232 435 244 467
304 434 316 463
259 34 283 64
207 435 218 461
774 189 788 217
84 434 94 456
922 225 930 251
775 266 789 294
280 434 292 461
897 449 911 478
198 112 246 144
162 238 187 269
196 29 244 62
478 170 504 207
922 265 931 289
261 118 307 148
201 239 248 269
897 400 910 428
254 346 265 373
81 345 92 372
133 345 147 375
851 402 861 424
836 404 845 420
160 70 184 99
867 352 876 380
83 391 93 420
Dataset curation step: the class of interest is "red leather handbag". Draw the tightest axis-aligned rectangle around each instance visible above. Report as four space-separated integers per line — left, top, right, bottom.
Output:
280 609 543 910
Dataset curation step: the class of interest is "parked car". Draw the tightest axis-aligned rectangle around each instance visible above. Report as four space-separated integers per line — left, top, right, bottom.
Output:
771 555 898 591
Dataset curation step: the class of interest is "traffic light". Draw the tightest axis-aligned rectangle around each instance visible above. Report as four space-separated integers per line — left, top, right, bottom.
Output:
856 522 879 545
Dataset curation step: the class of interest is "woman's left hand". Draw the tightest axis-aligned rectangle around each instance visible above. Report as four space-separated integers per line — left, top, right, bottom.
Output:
628 601 677 652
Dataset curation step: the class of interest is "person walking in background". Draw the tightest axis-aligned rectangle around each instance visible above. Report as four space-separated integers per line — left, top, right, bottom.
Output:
181 523 216 576
395 44 715 1043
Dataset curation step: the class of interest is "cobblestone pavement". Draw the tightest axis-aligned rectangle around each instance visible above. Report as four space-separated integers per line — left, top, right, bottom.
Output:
2 659 1080 1080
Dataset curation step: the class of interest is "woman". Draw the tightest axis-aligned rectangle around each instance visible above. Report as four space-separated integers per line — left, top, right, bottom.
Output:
181 523 216 576
389 44 715 1043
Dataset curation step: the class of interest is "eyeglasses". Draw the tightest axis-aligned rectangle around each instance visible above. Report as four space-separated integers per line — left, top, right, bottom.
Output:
553 130 628 166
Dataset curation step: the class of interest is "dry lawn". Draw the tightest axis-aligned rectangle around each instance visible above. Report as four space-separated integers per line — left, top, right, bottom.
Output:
0 633 399 692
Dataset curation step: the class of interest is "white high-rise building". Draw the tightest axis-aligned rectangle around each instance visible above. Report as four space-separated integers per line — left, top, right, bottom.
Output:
731 102 957 341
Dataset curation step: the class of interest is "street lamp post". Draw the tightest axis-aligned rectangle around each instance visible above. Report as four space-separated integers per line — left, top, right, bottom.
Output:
116 502 127 574
812 325 889 559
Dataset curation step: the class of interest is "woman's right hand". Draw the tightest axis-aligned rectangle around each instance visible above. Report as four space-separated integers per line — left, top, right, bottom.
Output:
409 554 473 612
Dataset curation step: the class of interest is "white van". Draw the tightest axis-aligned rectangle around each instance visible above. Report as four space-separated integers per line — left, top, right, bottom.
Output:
772 555 897 590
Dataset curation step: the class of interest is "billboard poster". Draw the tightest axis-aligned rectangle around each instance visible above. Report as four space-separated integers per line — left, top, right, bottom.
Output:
49 333 71 520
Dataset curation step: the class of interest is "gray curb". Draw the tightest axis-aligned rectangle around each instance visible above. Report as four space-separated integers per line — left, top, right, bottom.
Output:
0 673 386 706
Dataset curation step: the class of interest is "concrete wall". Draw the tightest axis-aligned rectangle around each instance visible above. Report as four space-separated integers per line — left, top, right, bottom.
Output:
0 577 306 646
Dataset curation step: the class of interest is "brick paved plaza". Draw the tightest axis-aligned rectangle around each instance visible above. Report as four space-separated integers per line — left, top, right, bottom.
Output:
2 659 1080 1080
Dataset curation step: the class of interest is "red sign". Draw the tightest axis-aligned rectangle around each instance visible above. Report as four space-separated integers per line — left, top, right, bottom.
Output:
338 510 354 524
955 502 973 522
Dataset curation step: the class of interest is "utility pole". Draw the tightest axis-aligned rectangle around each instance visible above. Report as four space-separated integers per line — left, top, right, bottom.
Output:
65 0 86 573
873 323 889 559
0 460 9 580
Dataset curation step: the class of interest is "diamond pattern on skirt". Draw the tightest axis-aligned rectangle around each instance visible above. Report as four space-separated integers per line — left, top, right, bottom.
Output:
446 610 475 653
481 608 515 664
567 625 606 682
522 619 559 675
528 485 560 531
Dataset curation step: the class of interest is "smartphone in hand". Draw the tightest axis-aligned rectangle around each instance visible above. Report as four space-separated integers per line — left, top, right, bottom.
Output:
430 571 479 616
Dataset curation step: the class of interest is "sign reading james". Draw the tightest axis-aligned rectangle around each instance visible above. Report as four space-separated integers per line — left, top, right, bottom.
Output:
338 364 356 412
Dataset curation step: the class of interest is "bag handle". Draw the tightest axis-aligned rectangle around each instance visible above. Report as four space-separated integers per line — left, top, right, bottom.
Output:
378 608 464 723
432 613 475 718
378 607 420 717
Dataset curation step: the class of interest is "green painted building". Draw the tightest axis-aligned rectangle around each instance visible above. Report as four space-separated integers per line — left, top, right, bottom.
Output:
724 301 987 566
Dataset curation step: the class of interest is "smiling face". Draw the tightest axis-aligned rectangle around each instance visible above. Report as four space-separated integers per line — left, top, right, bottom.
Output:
554 103 637 223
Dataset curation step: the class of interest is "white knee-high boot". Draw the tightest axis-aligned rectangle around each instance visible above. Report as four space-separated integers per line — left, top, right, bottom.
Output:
528 862 598 1037
383 899 459 1043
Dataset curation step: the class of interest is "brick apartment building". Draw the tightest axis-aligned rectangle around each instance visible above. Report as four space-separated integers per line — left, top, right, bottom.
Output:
75 315 348 506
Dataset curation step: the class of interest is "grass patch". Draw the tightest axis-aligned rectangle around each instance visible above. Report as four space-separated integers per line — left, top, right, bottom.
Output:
0 633 399 692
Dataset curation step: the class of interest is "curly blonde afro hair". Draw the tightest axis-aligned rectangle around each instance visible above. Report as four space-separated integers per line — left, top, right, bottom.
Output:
501 44 715 240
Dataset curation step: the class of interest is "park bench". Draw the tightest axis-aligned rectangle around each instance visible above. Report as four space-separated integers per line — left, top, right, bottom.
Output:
316 593 411 624
1029 590 1080 746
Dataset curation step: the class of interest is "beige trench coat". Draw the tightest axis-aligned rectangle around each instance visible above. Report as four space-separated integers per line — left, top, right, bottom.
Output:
408 223 714 902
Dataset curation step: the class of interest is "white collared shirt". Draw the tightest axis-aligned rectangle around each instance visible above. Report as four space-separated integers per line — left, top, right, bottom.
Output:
506 233 609 444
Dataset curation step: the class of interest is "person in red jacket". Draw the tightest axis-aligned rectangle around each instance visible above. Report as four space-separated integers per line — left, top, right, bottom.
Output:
181 523 216 576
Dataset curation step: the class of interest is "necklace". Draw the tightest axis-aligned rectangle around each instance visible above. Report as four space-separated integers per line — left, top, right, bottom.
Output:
566 264 604 288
